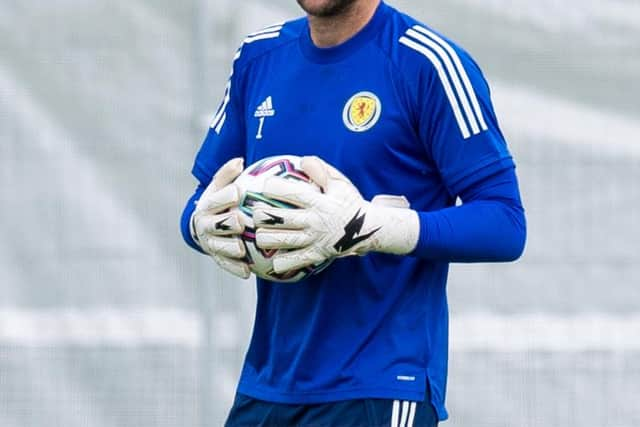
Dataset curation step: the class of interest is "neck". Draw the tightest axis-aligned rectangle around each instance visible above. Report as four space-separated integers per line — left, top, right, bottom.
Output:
307 1 380 48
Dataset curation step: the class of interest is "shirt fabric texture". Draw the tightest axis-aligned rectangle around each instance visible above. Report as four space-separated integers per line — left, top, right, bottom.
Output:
181 2 526 421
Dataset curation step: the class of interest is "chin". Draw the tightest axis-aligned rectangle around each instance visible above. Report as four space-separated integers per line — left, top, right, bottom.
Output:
297 0 359 17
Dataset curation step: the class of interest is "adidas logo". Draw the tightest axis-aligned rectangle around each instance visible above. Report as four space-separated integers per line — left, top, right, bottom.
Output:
254 96 276 118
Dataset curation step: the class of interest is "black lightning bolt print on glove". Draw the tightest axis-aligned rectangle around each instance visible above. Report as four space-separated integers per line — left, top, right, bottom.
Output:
190 157 251 279
252 156 420 274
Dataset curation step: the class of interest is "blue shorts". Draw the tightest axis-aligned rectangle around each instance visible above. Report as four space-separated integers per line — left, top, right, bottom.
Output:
224 393 438 427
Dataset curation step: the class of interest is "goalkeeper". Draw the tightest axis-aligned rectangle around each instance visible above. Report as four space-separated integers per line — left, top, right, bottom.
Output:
181 0 526 425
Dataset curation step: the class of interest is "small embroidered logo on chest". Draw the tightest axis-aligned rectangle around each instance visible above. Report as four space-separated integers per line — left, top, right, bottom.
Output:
343 91 381 132
254 96 275 139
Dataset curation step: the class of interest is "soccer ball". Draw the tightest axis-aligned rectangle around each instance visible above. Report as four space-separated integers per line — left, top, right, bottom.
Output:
234 155 333 283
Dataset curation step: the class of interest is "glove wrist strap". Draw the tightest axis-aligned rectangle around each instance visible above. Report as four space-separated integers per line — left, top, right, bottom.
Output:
363 204 420 255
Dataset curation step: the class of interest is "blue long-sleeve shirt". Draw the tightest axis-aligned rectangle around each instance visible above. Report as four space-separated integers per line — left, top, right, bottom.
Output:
180 2 525 420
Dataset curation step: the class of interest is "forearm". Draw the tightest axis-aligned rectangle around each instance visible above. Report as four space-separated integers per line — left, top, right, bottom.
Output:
413 199 525 262
180 184 206 254
411 168 526 262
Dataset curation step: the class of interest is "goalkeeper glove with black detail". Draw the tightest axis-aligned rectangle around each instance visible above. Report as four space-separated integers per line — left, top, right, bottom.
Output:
253 156 420 274
190 157 251 279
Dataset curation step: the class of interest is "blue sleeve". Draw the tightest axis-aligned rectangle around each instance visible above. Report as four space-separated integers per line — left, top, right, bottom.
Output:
192 50 247 184
412 167 526 262
412 45 526 261
181 49 248 252
180 183 206 254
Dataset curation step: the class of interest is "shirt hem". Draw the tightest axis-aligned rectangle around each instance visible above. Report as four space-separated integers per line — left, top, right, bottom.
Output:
236 382 449 421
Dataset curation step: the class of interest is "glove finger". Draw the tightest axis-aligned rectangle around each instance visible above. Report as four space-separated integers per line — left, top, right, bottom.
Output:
201 236 246 259
195 211 243 236
253 207 309 230
299 156 329 190
262 176 318 207
301 156 359 198
210 157 244 190
255 229 315 250
212 255 251 279
196 183 240 214
272 247 327 273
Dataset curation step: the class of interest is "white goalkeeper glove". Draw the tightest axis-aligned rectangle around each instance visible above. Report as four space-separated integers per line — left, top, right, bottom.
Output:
253 156 420 274
190 157 250 279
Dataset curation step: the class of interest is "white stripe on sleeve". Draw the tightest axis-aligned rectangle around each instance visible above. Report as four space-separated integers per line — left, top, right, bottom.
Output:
247 24 284 37
405 29 480 135
399 36 471 139
244 32 281 44
412 25 488 131
214 112 226 134
212 28 281 133
210 82 230 130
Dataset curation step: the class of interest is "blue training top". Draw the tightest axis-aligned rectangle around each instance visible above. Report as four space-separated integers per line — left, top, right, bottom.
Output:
181 2 526 421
